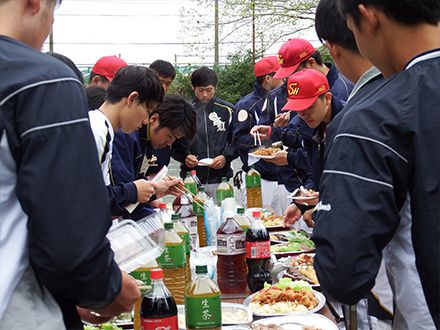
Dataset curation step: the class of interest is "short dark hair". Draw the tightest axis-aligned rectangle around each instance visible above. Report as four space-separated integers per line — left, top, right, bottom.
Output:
338 0 440 27
105 66 164 109
85 86 107 110
88 72 109 85
316 0 359 54
150 94 197 141
47 52 84 84
298 49 324 69
191 66 218 88
150 60 176 79
256 72 275 85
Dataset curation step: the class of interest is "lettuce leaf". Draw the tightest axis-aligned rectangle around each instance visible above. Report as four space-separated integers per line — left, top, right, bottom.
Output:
263 278 312 291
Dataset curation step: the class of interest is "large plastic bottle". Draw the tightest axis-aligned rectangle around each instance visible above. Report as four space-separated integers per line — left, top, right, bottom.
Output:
245 210 272 292
194 186 208 247
131 259 161 330
140 268 178 330
157 221 187 305
184 265 221 330
216 177 234 206
191 170 202 190
159 202 172 223
172 213 191 285
184 171 198 196
176 194 198 253
245 165 263 208
216 211 247 293
235 207 251 234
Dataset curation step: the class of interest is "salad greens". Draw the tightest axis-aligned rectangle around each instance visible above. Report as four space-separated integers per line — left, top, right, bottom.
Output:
83 323 123 330
270 242 301 253
286 232 315 248
263 278 312 291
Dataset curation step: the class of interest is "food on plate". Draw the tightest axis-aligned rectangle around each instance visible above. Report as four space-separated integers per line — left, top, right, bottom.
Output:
270 235 315 253
298 266 319 285
253 147 281 156
83 323 123 330
292 186 315 198
289 253 314 267
283 267 316 285
271 230 311 242
248 279 319 315
222 310 250 323
261 214 283 227
251 324 284 330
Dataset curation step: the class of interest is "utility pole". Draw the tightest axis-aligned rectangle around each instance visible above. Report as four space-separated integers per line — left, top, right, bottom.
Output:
252 2 255 64
49 26 54 52
214 0 219 65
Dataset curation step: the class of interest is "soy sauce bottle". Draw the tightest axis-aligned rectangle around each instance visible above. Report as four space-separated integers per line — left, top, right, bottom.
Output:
140 268 178 330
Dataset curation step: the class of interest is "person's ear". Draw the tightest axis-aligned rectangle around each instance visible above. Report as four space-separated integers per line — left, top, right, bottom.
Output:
358 4 380 35
126 91 139 107
326 41 341 63
149 113 160 125
191 85 195 91
91 76 102 86
325 92 332 106
28 0 41 15
306 57 316 69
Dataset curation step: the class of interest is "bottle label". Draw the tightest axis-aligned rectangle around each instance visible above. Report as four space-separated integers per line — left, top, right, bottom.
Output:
181 216 198 252
246 241 271 258
245 175 261 188
217 233 246 255
130 269 152 296
185 295 222 329
193 201 204 217
140 315 178 330
157 243 186 268
216 189 233 205
184 182 198 196
179 232 190 255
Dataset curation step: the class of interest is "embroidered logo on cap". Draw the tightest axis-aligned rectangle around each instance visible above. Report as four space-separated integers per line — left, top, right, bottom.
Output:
299 51 308 59
318 85 326 92
278 54 284 65
288 82 300 96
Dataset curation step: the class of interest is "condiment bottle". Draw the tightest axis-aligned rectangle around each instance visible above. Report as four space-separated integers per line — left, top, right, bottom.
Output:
215 177 233 206
184 265 221 330
157 221 187 305
216 211 247 293
194 186 208 247
245 165 263 208
245 210 271 292
140 268 178 330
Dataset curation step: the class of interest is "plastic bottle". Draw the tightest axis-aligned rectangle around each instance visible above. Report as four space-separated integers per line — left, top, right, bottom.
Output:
159 202 172 223
172 194 185 212
191 170 202 190
140 268 178 330
245 210 272 292
245 165 263 208
172 213 191 285
176 194 198 253
216 211 247 293
184 171 198 196
216 177 234 206
235 208 251 234
131 259 161 330
184 265 221 330
194 186 208 247
157 222 187 305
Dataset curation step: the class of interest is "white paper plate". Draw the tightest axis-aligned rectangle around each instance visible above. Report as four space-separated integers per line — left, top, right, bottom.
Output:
198 158 214 166
248 153 276 159
252 314 339 330
243 289 325 317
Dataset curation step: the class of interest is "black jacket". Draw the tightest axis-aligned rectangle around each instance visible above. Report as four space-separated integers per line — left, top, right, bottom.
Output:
171 96 238 183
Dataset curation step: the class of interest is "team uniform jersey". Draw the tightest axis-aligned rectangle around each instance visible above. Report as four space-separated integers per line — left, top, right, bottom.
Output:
313 49 440 329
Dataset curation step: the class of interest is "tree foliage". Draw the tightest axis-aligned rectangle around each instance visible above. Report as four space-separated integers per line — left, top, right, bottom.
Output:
180 0 318 59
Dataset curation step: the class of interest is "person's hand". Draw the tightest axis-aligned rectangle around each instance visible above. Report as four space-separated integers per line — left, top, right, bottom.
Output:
76 307 114 325
92 270 140 318
274 112 290 128
133 179 157 203
155 176 184 198
282 203 302 228
185 155 198 168
250 126 270 140
148 200 161 208
266 150 288 165
303 209 315 228
209 155 226 169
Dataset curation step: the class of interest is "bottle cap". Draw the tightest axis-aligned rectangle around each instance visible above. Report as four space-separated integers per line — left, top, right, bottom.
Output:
164 222 174 229
199 186 205 192
221 177 227 182
224 211 234 219
195 265 208 274
150 268 163 279
186 171 191 176
237 207 245 214
252 210 261 218
250 165 255 169
191 170 196 175
171 213 179 220
159 203 167 209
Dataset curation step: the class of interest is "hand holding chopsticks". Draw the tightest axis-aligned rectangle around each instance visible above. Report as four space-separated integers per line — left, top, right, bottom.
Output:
165 175 207 211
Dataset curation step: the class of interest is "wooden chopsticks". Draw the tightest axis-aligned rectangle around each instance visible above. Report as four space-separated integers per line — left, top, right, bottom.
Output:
165 175 207 211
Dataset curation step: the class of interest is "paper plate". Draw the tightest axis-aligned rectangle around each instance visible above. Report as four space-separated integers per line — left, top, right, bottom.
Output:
248 153 276 159
252 314 339 330
198 158 214 166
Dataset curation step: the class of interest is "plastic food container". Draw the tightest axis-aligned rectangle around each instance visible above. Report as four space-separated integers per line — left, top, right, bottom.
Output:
107 214 165 273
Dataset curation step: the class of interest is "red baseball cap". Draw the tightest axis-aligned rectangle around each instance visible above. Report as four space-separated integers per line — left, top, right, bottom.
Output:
274 38 315 79
92 55 127 82
254 56 280 77
281 69 330 111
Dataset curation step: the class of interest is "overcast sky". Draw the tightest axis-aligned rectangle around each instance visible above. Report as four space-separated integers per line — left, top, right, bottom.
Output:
44 0 319 70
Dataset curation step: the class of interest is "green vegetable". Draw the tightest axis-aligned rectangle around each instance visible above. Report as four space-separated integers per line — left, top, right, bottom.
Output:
84 323 123 330
263 278 312 291
270 242 301 253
